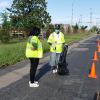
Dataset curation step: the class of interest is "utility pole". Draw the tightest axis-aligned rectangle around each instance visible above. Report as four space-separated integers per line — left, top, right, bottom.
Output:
79 14 82 25
71 2 74 26
90 8 93 29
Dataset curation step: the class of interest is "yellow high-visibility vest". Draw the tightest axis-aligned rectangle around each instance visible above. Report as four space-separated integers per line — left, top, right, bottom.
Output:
26 36 43 58
47 32 65 53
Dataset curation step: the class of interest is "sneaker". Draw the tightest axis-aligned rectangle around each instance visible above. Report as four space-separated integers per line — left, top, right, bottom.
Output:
34 81 38 84
53 69 57 73
29 81 39 87
29 81 38 84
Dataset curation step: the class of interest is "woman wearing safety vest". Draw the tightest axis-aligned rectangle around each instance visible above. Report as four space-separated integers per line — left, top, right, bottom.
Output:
26 27 43 87
47 24 65 73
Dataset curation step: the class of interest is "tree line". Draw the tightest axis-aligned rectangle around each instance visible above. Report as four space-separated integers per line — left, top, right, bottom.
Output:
0 0 51 43
0 0 99 43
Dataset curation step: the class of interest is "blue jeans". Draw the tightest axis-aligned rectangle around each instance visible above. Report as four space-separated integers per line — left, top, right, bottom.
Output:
49 52 60 69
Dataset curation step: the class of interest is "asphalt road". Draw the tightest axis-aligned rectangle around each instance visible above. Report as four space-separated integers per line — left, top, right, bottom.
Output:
0 34 100 100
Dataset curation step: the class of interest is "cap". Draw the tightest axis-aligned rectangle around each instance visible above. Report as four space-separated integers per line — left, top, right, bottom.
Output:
55 24 61 30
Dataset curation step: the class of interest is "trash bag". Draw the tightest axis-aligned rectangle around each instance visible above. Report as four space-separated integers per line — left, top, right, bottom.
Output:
57 62 69 75
57 44 69 75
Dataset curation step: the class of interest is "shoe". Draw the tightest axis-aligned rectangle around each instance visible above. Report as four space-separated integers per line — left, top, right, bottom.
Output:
29 81 38 84
29 81 39 87
53 69 57 73
34 81 38 84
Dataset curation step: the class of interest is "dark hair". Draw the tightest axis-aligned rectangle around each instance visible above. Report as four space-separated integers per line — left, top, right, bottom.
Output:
29 27 40 36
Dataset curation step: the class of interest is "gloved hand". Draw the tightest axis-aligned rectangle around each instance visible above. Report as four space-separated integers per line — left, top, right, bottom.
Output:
52 42 57 50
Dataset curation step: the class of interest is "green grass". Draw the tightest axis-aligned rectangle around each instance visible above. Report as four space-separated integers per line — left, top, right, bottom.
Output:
64 32 93 44
0 32 94 67
0 42 26 67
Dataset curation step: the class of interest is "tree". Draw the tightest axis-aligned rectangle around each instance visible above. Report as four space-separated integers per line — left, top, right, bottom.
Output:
46 24 54 38
90 26 98 32
7 0 51 32
72 23 79 33
60 24 65 34
80 25 88 32
0 12 11 43
67 25 72 34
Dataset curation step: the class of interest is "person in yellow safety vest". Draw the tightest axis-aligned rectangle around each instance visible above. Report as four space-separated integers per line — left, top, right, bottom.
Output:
26 27 43 87
47 24 65 74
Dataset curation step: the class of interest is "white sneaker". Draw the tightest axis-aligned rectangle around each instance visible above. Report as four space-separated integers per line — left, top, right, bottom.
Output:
34 81 38 84
29 81 39 87
53 69 57 73
29 81 38 84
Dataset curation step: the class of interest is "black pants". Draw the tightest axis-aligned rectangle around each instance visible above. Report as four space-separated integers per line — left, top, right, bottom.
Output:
29 58 39 83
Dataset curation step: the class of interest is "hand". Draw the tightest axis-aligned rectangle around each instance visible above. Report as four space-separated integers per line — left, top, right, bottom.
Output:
52 42 56 49
31 47 37 51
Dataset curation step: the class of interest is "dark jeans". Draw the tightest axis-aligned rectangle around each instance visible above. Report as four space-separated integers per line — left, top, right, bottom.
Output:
29 58 39 83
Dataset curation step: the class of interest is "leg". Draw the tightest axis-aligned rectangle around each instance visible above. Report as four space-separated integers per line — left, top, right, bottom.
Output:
29 58 39 83
56 53 60 66
49 52 56 70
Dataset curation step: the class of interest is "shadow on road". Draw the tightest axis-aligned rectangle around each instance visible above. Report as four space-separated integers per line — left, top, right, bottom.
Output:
35 63 51 81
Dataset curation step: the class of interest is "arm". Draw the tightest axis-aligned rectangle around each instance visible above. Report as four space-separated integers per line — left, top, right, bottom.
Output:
31 42 37 50
29 36 38 50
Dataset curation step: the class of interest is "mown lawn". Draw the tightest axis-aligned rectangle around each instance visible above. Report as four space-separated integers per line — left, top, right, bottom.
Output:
0 32 94 67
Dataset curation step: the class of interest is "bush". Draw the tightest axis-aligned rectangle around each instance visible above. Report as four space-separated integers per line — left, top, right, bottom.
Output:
67 25 72 34
80 25 88 32
0 29 10 43
90 26 98 32
72 23 79 33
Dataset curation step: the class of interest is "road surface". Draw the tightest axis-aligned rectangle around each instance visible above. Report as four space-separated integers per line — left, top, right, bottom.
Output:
0 34 100 100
